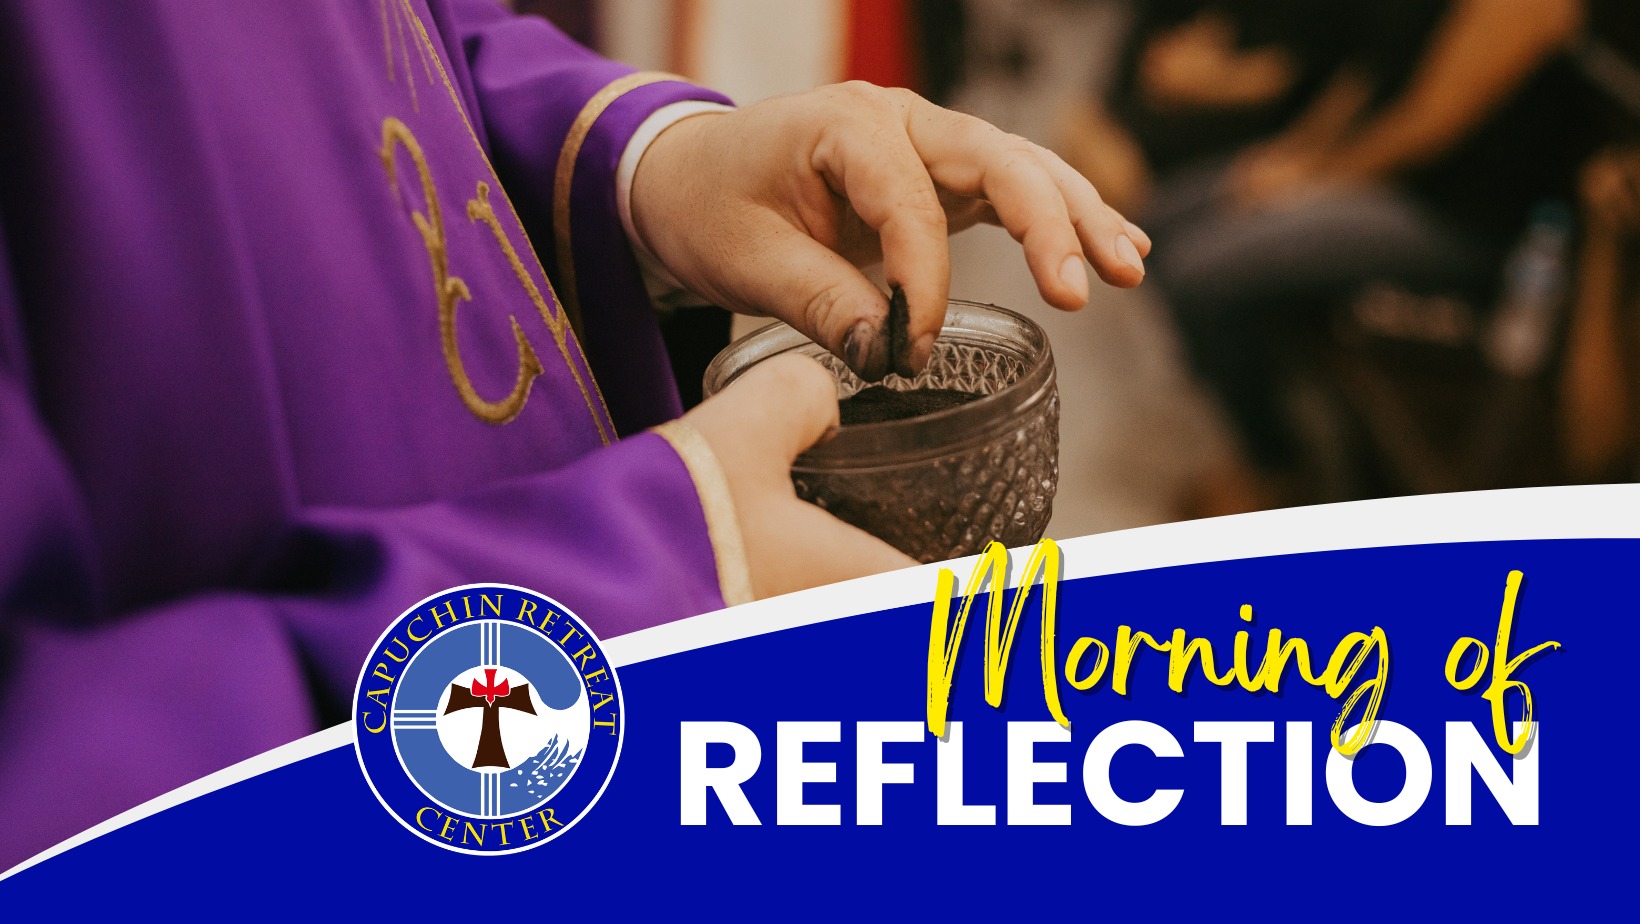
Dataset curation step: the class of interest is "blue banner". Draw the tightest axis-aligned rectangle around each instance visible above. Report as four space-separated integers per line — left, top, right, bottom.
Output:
2 491 1630 916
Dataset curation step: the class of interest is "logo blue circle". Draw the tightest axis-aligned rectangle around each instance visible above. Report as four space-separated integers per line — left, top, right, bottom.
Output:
353 584 623 854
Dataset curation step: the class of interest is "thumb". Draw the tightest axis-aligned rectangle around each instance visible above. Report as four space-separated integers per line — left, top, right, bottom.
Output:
685 353 840 472
682 353 918 599
719 219 898 382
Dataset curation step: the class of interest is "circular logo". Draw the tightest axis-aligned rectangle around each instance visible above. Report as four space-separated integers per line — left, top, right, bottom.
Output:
353 584 622 854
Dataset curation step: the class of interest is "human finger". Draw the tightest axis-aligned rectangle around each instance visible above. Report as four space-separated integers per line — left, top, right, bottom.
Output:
1036 144 1151 285
810 84 952 373
939 189 1000 236
682 354 917 598
707 212 900 381
904 98 1145 298
687 353 842 469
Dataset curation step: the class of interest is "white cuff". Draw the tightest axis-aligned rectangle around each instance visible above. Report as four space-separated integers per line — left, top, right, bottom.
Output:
615 101 734 309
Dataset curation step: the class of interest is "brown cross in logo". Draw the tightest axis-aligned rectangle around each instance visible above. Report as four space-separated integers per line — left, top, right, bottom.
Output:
443 668 538 768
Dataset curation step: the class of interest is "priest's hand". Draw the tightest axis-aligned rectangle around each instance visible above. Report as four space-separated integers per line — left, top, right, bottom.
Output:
630 82 1150 381
680 354 916 599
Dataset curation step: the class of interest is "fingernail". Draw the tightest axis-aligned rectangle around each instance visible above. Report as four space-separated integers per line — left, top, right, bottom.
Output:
844 318 889 382
1123 220 1151 252
1114 234 1144 275
1059 255 1089 303
843 320 867 369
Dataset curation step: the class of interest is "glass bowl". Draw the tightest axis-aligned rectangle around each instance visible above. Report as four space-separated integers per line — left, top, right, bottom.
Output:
702 299 1059 563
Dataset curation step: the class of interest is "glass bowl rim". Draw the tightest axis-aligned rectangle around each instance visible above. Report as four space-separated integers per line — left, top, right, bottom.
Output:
702 299 1057 470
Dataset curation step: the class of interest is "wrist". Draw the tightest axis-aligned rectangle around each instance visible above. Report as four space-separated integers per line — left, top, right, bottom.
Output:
618 102 732 306
627 106 728 260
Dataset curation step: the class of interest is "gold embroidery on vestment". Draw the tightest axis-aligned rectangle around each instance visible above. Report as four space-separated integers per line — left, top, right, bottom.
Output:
381 0 436 110
397 1 416 110
381 118 542 424
553 71 686 338
465 181 581 389
382 0 615 443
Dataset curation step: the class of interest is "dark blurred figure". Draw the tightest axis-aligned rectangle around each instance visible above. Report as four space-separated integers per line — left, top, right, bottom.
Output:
1117 0 1608 515
1059 0 1359 216
512 0 597 47
1558 1 1640 481
916 0 969 105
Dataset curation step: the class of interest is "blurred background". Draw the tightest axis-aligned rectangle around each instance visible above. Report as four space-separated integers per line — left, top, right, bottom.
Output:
525 0 1640 539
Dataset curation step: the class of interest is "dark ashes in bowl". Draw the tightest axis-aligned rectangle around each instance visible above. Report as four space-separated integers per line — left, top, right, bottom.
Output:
836 386 982 426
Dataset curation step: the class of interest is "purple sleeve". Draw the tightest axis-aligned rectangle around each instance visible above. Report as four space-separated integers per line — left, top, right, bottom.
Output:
434 0 735 433
0 229 731 867
0 390 728 868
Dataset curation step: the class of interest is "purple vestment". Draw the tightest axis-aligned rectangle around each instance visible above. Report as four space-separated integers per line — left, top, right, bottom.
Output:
0 0 736 865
